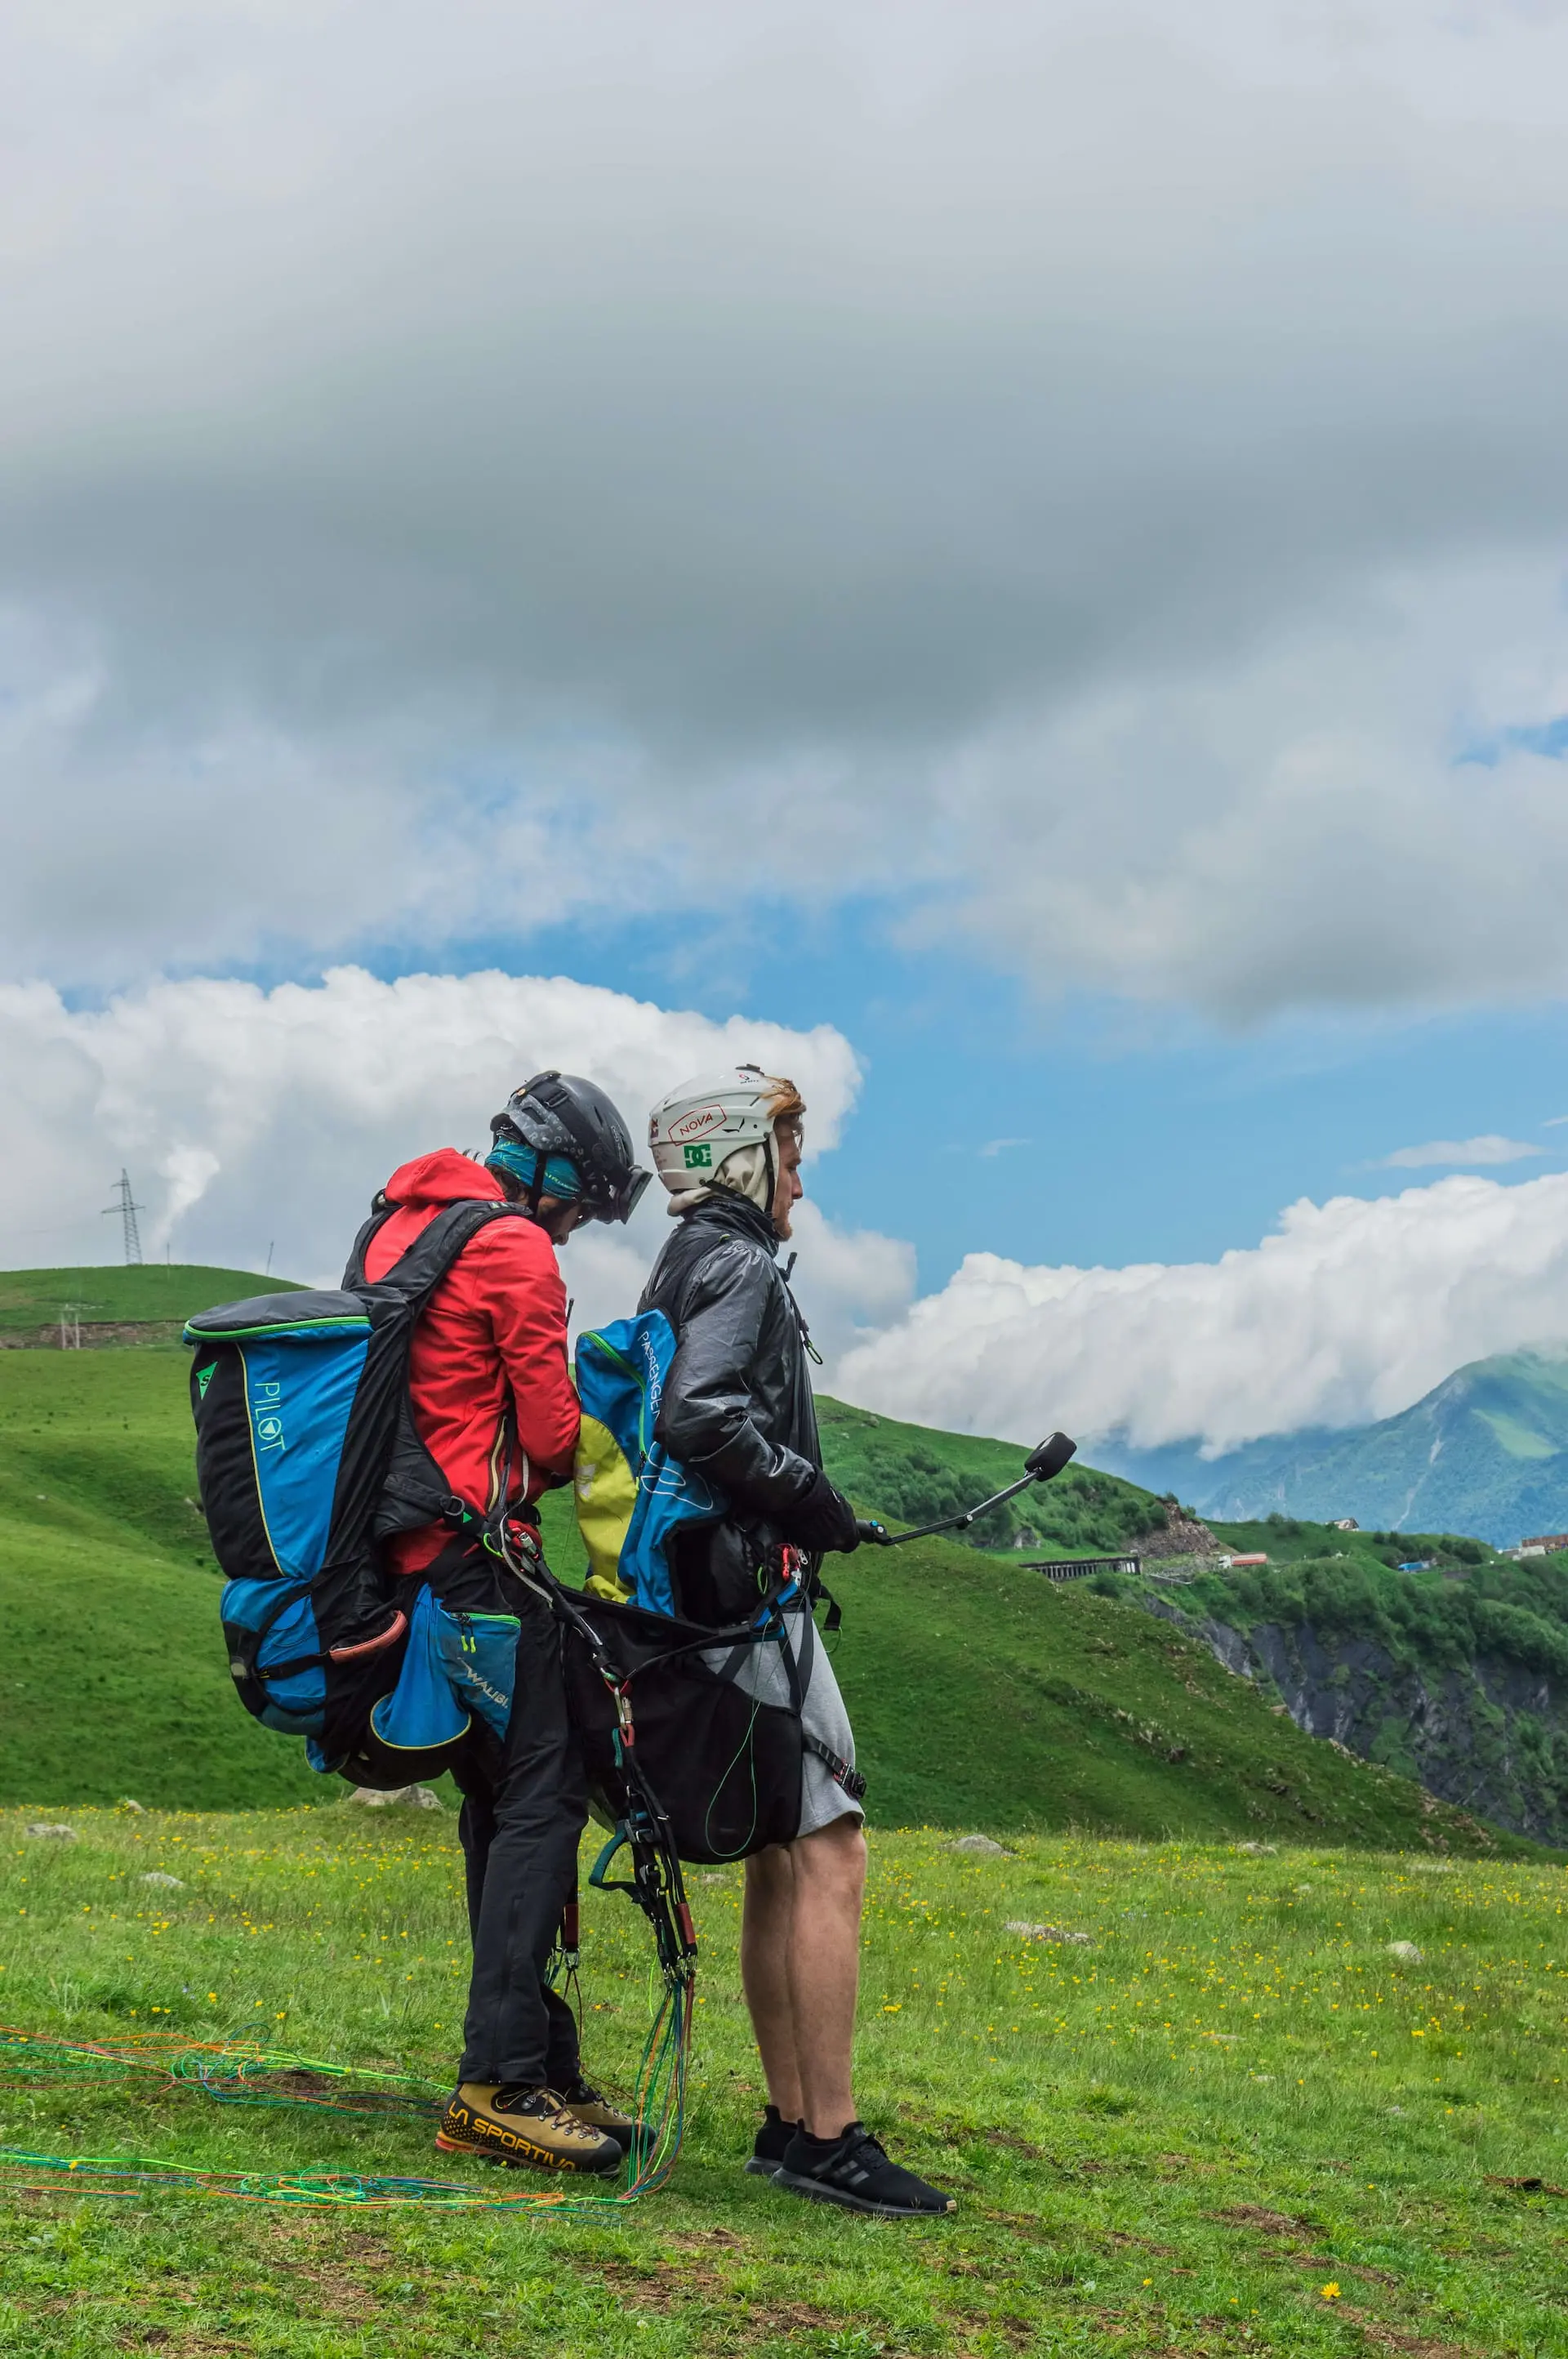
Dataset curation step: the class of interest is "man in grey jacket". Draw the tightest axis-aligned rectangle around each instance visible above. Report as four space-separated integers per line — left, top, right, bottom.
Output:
641 1065 954 2219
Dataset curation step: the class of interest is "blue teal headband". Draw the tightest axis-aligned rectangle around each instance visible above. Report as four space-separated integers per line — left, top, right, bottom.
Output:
484 1139 583 1202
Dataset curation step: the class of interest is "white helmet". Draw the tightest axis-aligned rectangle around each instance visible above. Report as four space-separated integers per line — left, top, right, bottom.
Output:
648 1064 791 1197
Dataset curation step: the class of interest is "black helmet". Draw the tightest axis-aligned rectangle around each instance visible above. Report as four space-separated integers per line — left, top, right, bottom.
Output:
490 1071 651 1225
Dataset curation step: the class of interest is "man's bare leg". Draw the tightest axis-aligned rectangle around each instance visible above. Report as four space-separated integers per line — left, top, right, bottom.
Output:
786 1817 866 2134
741 1817 866 2136
741 1842 802 2124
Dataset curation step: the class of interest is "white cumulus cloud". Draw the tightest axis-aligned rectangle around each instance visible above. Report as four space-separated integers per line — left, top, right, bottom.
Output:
835 1171 1568 1453
0 965 904 1345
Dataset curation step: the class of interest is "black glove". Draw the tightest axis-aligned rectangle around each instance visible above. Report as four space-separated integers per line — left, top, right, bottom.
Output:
778 1469 862 1554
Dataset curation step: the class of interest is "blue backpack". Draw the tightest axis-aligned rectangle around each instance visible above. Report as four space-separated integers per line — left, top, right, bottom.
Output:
572 1311 726 1614
185 1199 532 1774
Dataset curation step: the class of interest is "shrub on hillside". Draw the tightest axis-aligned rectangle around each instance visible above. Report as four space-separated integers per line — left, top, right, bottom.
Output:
1187 1551 1568 1683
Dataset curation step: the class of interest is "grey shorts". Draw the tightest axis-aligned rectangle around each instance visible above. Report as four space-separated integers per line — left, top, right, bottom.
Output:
705 1606 862 1840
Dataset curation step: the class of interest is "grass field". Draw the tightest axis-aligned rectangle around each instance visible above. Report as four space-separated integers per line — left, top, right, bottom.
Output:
3 1807 1567 2356
0 1347 321 1808
1 1346 1538 1852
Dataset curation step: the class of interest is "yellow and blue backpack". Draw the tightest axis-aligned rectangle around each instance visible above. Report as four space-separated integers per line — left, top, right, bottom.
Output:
573 1312 725 1612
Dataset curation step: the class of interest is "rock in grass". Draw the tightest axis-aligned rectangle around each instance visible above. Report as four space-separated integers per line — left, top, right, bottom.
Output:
117 1798 146 1813
946 1834 1009 1856
24 1822 77 1840
1387 1940 1423 1962
347 1784 443 1811
1006 1920 1091 1944
139 1871 184 1889
1233 1840 1277 1855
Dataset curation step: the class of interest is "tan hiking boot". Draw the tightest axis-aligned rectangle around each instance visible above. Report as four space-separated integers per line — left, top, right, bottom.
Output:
559 2076 636 2153
436 2082 622 2174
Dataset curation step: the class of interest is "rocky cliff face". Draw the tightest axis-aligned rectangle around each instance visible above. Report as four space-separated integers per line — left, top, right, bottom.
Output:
1142 1598 1568 1844
1134 1503 1221 1563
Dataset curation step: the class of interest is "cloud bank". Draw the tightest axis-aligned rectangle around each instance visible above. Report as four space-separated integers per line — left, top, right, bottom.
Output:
0 965 902 1353
835 1170 1568 1454
9 959 1568 1456
8 4 1568 1014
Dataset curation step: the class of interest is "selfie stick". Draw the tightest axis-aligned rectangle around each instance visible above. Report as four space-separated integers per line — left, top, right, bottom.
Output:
854 1431 1077 1548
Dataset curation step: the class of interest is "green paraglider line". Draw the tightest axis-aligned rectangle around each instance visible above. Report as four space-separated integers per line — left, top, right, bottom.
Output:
0 2004 690 2211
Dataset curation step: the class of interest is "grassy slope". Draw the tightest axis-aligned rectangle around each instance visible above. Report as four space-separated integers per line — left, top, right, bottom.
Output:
0 1263 300 1336
539 1458 1534 1858
2 1349 1535 1850
0 1349 325 1808
3 1809 1565 2357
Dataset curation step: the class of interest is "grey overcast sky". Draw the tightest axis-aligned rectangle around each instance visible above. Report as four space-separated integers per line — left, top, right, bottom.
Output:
5 0 1568 1007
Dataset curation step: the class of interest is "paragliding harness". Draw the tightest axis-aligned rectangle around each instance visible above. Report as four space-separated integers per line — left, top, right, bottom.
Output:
567 1307 864 1857
452 1504 704 2001
546 1416 1082 1875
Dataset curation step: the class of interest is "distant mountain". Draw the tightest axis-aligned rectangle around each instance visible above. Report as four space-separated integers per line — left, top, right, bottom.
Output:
1096 1349 1568 1547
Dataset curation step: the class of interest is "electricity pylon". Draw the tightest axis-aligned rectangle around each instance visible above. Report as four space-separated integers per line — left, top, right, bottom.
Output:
103 1169 145 1267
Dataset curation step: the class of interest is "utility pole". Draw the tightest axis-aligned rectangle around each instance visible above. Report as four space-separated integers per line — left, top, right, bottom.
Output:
103 1169 145 1267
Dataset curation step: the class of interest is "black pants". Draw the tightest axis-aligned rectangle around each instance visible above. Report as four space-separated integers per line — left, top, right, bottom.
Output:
449 1582 586 2089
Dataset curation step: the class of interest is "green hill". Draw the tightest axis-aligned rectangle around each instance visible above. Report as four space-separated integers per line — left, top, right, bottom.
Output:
0 1262 301 1339
0 1323 1539 1851
0 1344 323 1808
1106 1346 1568 1547
815 1394 1161 1554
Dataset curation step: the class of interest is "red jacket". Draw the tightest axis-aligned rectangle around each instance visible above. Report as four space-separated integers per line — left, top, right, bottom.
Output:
364 1149 581 1576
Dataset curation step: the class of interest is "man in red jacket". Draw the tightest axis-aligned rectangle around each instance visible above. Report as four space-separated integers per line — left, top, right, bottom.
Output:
364 1071 650 2175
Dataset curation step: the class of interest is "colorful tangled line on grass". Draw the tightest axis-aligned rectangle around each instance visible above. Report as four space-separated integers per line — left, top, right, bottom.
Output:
0 1999 690 2210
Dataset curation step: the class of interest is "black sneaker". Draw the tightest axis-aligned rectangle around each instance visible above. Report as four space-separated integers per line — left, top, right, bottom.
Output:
744 2103 795 2178
775 2121 956 2218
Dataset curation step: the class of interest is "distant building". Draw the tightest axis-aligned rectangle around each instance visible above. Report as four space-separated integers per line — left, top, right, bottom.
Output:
1330 1516 1359 1531
1228 1552 1269 1567
1021 1554 1141 1582
1521 1532 1568 1554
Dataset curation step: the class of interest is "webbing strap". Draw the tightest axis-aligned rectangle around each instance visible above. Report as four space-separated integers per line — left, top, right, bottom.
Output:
802 1733 866 1804
341 1195 529 1299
